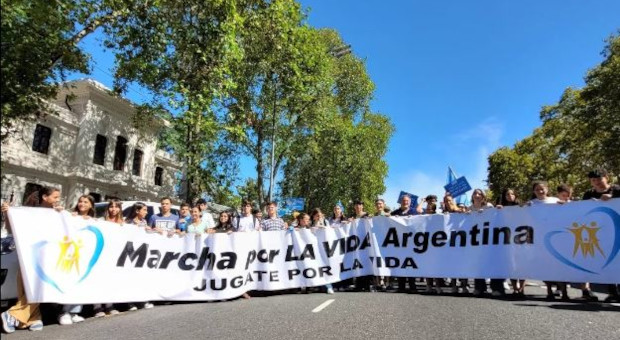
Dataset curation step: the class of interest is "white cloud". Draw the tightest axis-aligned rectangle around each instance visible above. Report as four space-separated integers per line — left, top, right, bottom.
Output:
383 170 447 208
382 117 504 208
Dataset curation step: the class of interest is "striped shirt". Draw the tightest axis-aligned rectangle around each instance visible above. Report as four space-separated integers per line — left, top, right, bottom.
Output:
260 216 287 231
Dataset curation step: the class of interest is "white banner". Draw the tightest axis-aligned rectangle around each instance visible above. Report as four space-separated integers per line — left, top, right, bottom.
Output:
8 199 620 303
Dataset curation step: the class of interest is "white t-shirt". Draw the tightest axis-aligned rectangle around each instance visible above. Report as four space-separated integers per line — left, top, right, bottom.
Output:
201 211 216 229
468 202 494 211
529 197 561 205
235 215 258 232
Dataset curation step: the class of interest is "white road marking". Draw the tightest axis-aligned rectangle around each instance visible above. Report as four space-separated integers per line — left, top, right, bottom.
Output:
312 299 335 313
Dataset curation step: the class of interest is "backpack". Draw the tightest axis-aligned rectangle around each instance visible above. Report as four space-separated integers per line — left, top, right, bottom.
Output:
235 214 258 231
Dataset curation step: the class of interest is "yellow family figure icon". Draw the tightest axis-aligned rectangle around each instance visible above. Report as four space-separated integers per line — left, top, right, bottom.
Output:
568 222 605 258
56 236 83 275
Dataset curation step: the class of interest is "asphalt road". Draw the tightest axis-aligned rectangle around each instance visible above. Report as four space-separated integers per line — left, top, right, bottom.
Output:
4 283 619 340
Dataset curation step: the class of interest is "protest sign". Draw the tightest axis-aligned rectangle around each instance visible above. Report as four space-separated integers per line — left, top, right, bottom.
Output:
278 198 305 217
444 176 471 198
8 200 620 303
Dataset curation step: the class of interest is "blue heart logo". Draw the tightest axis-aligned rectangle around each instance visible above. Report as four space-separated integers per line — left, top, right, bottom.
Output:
32 226 104 293
544 207 620 274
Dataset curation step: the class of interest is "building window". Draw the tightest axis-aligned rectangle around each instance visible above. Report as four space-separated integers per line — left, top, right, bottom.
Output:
93 134 107 165
155 167 164 186
113 136 128 171
32 124 52 154
22 183 44 203
132 149 143 176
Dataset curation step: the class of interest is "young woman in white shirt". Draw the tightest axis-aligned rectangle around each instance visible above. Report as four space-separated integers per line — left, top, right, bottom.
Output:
528 181 569 301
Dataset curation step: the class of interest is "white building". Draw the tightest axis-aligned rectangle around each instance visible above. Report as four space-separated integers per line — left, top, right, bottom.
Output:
1 79 182 207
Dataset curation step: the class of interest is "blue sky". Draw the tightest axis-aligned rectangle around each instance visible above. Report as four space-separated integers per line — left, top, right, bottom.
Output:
72 0 619 207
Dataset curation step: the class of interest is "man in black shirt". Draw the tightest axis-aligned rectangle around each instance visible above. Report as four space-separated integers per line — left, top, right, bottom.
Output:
390 194 417 292
391 194 415 217
582 169 620 201
582 169 620 302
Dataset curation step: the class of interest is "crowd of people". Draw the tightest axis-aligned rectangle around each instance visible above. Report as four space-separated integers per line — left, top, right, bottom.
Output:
1 168 619 333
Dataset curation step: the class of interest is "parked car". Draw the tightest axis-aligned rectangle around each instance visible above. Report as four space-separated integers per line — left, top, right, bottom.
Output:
1 235 18 309
94 201 181 221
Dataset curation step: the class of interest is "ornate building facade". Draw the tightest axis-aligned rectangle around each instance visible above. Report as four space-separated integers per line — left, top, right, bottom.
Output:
1 79 181 207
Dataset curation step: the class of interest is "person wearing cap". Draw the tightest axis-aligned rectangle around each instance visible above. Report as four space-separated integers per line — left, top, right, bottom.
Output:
582 168 620 302
196 198 216 230
390 194 418 293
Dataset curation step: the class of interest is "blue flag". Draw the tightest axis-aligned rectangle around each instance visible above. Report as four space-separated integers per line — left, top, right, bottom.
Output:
446 167 470 206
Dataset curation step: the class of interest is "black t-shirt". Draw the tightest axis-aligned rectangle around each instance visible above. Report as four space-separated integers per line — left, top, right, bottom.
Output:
390 207 415 216
214 222 234 233
582 185 620 200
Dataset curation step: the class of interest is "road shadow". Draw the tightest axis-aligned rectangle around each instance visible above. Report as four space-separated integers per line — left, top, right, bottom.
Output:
513 302 620 312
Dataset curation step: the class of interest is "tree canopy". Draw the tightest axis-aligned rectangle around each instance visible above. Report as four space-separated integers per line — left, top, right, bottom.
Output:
487 33 620 201
1 0 395 209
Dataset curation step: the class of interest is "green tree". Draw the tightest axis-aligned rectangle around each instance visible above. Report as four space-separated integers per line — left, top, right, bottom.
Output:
280 30 393 214
488 33 620 200
105 0 247 203
222 0 332 205
0 0 135 141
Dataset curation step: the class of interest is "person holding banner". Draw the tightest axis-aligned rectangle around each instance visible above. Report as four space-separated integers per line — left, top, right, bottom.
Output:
391 195 418 293
305 211 335 294
330 204 352 290
57 195 94 325
329 204 349 225
71 194 95 219
124 202 154 310
196 199 216 230
234 200 259 233
374 199 390 217
311 208 330 227
93 199 123 317
496 188 527 298
373 199 390 291
351 200 374 292
260 202 287 231
234 200 259 299
125 202 149 228
1 186 62 333
183 206 208 236
468 189 497 297
582 168 620 303
416 195 438 214
443 192 469 294
148 197 179 236
527 181 570 301
213 211 234 233
176 203 192 233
